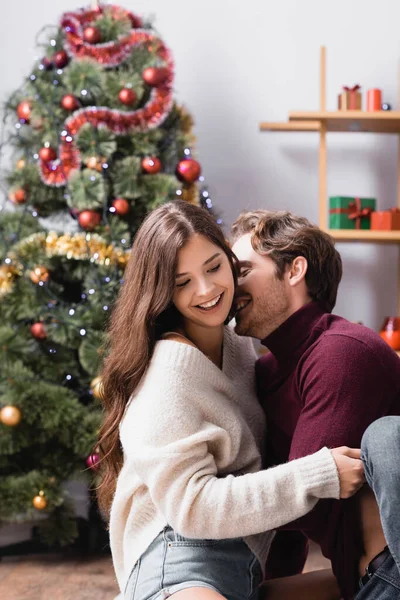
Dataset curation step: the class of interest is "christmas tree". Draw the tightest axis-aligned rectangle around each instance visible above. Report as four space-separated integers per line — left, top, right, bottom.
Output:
0 3 213 547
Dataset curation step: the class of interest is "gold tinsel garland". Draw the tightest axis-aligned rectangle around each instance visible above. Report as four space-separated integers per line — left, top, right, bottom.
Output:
0 264 22 297
42 232 129 267
0 232 129 299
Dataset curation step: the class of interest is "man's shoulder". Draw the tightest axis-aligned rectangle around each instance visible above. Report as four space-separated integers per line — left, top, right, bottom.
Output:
305 314 400 376
315 314 392 354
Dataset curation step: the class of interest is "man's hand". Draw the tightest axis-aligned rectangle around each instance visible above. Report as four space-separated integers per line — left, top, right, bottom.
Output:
330 447 366 499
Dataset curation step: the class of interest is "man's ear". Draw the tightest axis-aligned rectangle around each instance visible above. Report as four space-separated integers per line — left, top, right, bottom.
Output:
287 256 308 287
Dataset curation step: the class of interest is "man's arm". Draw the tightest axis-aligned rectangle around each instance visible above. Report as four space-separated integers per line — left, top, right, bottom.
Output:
264 333 400 579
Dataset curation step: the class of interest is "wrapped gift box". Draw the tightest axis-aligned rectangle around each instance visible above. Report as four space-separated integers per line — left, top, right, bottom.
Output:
329 197 376 229
338 85 362 110
371 208 400 231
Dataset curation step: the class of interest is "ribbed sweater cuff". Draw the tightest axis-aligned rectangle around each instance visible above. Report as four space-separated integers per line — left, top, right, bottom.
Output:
296 447 340 499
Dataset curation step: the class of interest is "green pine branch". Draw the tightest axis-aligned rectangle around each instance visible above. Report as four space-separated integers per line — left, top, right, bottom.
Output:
94 7 131 42
68 169 108 210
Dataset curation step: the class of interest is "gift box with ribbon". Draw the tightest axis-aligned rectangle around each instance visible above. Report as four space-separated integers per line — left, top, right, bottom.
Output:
371 208 400 231
338 85 362 110
329 197 376 229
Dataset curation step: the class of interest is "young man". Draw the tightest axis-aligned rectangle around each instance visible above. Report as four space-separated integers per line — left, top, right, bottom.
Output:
231 210 400 600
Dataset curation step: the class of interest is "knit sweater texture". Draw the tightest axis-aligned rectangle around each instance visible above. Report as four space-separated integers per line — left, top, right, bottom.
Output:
109 326 340 593
257 302 400 598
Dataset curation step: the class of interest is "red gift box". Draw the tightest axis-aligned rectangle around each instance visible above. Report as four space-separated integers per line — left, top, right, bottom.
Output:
370 208 400 231
338 85 362 110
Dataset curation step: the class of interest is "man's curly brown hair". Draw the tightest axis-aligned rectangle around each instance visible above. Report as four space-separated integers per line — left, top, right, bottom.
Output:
231 210 342 313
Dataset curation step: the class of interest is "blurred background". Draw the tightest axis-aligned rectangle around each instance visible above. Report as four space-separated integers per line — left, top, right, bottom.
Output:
1 0 400 330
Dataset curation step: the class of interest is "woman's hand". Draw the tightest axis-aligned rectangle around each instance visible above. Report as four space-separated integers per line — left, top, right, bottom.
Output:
330 447 365 498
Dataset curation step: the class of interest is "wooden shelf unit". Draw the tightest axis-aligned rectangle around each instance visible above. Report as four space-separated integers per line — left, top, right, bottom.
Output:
290 111 400 133
260 46 400 312
329 230 400 243
260 121 321 132
260 111 400 134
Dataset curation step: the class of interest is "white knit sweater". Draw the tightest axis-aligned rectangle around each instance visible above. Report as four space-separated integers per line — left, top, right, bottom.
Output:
109 327 340 593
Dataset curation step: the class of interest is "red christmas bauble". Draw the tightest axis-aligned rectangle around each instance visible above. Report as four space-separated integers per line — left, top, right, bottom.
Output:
83 26 101 44
112 198 130 215
86 453 100 469
61 94 80 111
141 156 162 174
142 67 170 87
39 147 57 162
11 189 26 204
16 101 32 122
118 88 136 106
61 16 77 35
78 210 101 230
176 159 202 183
31 322 47 340
54 50 69 69
41 57 53 71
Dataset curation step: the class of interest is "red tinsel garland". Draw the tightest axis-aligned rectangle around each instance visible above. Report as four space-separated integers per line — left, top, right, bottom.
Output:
40 5 173 187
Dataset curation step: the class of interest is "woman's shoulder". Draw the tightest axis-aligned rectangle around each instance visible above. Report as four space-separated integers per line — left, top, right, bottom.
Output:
146 335 214 386
161 331 197 348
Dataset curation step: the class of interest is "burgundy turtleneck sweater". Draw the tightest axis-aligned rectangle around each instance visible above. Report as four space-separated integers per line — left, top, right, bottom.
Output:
256 302 400 599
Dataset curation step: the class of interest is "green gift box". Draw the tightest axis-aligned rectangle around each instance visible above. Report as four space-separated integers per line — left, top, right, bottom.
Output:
329 196 376 229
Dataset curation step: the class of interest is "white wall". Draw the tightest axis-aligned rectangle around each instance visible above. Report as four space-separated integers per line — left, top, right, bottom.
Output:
1 0 399 330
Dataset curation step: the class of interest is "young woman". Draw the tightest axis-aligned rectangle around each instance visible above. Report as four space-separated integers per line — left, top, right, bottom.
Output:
97 201 364 600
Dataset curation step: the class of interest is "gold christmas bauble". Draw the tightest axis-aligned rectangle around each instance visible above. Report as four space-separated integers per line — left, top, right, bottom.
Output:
0 405 22 426
90 376 103 399
30 266 49 284
86 156 104 172
32 492 47 510
16 158 26 170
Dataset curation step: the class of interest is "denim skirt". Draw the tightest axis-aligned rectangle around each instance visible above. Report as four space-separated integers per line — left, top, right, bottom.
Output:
124 526 263 600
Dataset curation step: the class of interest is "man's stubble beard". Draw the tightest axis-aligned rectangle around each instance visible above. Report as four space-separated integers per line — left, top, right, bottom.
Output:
235 284 290 340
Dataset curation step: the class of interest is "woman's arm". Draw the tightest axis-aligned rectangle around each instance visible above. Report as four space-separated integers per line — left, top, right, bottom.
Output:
124 373 362 539
131 432 340 539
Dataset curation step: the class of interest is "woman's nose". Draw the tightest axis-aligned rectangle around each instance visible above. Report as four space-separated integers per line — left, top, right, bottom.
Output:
196 277 213 297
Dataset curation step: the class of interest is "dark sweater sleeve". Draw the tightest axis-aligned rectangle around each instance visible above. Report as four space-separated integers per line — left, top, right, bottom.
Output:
290 333 398 456
281 333 399 537
266 334 400 587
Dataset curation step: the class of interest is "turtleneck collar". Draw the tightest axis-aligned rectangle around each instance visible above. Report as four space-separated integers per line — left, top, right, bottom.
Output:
261 302 328 360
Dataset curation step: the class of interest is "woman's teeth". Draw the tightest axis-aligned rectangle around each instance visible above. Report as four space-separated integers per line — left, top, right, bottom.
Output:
197 294 222 309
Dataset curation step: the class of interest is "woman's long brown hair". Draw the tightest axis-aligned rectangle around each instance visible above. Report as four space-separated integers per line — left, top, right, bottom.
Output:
97 200 238 515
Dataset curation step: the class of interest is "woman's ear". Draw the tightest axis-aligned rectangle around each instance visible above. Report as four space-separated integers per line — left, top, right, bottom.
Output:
287 256 308 287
